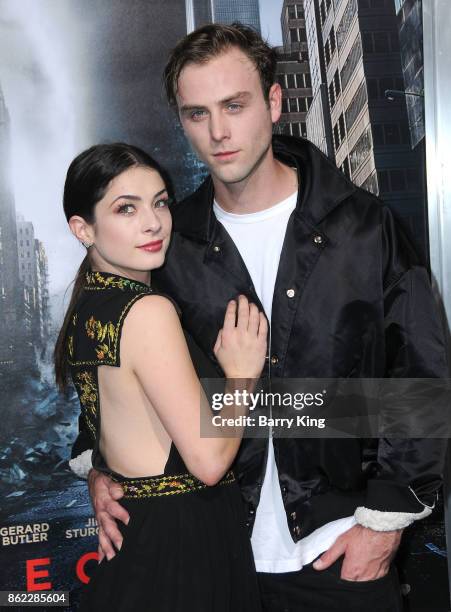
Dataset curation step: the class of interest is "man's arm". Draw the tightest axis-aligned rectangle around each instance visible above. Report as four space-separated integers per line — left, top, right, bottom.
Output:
315 205 449 580
357 206 448 522
69 415 128 562
69 414 94 478
87 469 128 563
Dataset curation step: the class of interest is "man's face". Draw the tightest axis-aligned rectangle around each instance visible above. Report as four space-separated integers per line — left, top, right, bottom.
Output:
176 47 281 185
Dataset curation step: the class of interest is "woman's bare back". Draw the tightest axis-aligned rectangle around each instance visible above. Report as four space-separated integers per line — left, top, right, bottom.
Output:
97 363 172 477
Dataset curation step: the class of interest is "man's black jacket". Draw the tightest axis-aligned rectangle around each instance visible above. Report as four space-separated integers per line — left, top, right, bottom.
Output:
74 135 449 541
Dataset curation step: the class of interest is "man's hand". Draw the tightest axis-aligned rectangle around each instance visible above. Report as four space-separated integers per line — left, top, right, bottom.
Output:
88 469 129 563
312 524 402 581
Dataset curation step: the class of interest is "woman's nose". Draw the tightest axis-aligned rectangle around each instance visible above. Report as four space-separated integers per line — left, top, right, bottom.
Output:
143 208 162 233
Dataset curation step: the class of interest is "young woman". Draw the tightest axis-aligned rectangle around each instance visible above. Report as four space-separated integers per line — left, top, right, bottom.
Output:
54 143 267 611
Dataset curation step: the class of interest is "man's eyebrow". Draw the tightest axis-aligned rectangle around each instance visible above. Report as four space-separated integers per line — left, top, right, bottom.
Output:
179 91 251 113
220 91 251 104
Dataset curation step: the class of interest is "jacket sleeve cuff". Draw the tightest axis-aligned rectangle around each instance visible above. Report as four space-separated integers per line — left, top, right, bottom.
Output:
68 449 93 479
355 479 435 530
354 504 433 531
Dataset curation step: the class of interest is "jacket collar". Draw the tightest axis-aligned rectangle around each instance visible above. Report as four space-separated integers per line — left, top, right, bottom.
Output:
172 134 356 242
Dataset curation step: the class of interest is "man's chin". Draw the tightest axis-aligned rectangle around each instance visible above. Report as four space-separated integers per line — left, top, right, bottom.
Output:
212 167 252 185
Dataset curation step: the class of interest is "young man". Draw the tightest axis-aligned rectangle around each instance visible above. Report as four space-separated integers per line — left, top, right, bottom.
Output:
71 24 448 611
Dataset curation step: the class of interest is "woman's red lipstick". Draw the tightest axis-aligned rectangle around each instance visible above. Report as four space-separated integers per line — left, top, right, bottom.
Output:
137 240 163 252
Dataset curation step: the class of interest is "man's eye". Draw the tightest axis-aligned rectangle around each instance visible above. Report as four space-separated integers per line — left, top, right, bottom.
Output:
191 110 207 121
117 203 135 215
227 103 242 112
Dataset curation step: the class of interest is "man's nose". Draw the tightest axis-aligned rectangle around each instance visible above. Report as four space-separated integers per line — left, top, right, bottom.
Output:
209 111 230 142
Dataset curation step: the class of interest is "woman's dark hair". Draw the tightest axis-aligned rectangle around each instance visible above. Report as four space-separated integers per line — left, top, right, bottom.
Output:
164 22 277 107
54 143 172 391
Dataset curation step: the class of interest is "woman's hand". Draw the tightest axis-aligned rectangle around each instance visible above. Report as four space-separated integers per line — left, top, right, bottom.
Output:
213 295 268 379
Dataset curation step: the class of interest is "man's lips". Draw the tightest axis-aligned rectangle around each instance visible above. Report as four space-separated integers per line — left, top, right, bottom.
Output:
213 150 239 160
137 240 163 252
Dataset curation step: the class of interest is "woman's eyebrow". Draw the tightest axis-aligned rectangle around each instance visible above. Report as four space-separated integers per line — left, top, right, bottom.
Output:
110 194 142 206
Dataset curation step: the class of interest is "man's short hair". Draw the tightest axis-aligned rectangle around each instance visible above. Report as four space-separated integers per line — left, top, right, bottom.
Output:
163 22 277 107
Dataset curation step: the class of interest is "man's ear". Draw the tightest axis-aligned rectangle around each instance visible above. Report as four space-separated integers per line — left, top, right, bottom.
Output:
268 83 282 124
68 215 95 248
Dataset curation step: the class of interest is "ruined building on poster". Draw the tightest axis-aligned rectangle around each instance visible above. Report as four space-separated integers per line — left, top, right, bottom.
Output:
0 83 49 385
0 83 22 380
16 216 50 353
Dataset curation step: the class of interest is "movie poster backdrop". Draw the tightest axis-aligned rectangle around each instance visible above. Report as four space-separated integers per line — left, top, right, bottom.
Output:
0 1 448 610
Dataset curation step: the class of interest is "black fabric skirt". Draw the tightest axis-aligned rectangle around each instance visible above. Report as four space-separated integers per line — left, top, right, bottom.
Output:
78 477 262 611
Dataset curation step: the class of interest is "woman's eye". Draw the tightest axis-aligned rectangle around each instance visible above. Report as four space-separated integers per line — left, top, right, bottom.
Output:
155 197 173 209
117 203 135 215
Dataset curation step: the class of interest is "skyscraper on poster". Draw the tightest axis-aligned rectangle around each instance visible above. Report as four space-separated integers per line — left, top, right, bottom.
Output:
186 0 261 32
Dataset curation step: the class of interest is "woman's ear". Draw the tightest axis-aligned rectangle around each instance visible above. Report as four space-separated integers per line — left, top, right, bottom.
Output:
68 215 95 248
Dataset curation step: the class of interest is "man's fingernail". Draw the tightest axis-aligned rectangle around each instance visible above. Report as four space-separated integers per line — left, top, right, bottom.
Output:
313 560 323 569
126 516 130 525
106 553 114 561
116 542 122 551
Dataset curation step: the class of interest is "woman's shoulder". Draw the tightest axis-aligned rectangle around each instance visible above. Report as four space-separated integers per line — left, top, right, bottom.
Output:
67 271 180 368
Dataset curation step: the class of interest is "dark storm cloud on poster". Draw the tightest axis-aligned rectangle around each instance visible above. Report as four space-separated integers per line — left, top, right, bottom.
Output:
66 0 205 196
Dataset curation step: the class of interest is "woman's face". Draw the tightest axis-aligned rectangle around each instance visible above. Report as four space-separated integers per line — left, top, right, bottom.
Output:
73 166 172 283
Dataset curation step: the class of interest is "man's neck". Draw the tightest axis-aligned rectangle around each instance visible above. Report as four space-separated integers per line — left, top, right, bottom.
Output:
212 148 298 214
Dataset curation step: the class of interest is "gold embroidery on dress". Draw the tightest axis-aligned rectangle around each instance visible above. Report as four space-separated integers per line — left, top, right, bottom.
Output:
68 335 74 359
85 271 149 292
74 370 98 439
85 316 118 361
68 294 146 367
112 471 235 499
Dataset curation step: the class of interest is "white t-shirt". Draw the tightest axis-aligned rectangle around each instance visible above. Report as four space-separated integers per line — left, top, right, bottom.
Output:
213 193 356 574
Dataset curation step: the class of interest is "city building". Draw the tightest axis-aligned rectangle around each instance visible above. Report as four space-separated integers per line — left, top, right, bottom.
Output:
0 83 49 383
186 0 261 32
35 240 50 350
301 0 426 247
304 0 335 157
16 216 50 350
275 1 313 139
186 0 212 30
394 0 424 148
0 83 22 377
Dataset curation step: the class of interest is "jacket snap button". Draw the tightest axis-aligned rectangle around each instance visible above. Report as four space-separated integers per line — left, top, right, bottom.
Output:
313 234 323 245
294 525 301 536
286 288 295 298
291 511 297 520
270 355 279 365
213 245 221 253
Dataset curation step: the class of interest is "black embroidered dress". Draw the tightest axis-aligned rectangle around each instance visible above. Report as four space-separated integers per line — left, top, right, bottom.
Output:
67 270 261 612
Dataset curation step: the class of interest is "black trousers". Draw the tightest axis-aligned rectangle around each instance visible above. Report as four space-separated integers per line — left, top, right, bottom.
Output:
257 557 403 612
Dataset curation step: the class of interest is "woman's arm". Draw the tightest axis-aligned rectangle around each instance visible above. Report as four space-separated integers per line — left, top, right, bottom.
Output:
122 294 267 485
